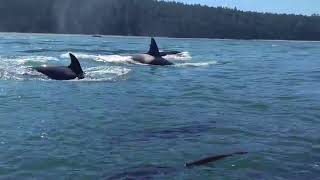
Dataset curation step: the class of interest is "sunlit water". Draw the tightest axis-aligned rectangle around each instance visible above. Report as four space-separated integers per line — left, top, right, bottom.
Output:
0 33 319 179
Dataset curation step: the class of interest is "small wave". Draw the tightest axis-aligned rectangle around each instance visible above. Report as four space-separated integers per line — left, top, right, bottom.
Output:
175 61 217 67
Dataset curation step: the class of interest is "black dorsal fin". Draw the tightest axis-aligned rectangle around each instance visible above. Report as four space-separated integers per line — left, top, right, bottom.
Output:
68 53 84 79
147 37 161 57
185 152 248 167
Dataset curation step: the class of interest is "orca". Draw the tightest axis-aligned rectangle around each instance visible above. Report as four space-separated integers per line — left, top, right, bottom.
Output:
131 38 174 66
34 53 84 80
106 152 248 179
185 152 248 167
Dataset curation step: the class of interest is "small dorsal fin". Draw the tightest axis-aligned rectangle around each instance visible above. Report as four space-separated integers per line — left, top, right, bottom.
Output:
68 53 84 79
147 37 161 57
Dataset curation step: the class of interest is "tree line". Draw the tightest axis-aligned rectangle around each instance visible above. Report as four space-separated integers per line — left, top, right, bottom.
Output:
0 0 319 40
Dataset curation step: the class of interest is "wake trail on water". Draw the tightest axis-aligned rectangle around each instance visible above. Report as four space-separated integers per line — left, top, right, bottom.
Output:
60 51 217 67
60 53 134 64
0 51 216 81
60 51 192 64
163 51 192 61
83 66 131 82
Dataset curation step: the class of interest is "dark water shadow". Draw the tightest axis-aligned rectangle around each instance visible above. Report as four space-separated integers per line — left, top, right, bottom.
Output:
105 165 176 180
132 123 215 142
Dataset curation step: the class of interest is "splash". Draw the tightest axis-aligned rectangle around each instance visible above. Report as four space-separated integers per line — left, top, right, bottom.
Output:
83 66 131 82
0 56 58 80
163 51 192 61
60 53 133 64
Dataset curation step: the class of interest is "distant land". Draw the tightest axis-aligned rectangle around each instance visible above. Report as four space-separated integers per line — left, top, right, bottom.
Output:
0 0 320 40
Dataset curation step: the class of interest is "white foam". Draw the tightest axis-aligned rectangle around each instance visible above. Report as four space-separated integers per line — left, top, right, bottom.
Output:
60 53 133 64
61 51 192 64
0 66 37 81
86 66 130 76
0 56 52 80
15 56 59 65
0 54 133 81
163 51 192 61
78 66 131 82
95 55 133 63
1 56 58 65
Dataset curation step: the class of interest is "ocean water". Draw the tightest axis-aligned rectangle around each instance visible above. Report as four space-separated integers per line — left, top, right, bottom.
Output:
0 33 319 179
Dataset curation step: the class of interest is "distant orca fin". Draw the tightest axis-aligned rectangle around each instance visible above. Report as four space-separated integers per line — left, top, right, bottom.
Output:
68 53 84 79
147 37 161 57
185 152 248 168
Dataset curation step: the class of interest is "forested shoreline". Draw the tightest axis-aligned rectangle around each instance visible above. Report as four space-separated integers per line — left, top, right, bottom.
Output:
0 0 319 40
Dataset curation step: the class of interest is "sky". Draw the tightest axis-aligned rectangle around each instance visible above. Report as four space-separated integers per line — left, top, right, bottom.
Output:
173 0 320 15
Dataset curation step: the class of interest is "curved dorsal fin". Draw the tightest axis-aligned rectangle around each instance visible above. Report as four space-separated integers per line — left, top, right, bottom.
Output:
147 37 161 57
68 53 84 78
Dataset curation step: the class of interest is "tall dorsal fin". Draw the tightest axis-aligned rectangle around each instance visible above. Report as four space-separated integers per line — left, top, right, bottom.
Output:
147 37 161 57
68 53 84 79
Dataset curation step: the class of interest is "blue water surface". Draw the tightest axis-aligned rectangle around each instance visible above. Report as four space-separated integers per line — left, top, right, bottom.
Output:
0 33 319 179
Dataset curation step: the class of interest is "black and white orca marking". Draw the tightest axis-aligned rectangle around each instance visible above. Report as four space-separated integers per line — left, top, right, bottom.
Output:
131 38 174 66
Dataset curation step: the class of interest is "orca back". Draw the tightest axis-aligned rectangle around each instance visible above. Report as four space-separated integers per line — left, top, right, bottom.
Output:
34 66 77 80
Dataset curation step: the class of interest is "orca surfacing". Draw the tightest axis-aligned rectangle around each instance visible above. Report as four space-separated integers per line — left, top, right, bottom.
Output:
34 53 84 80
132 38 174 66
106 152 248 179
